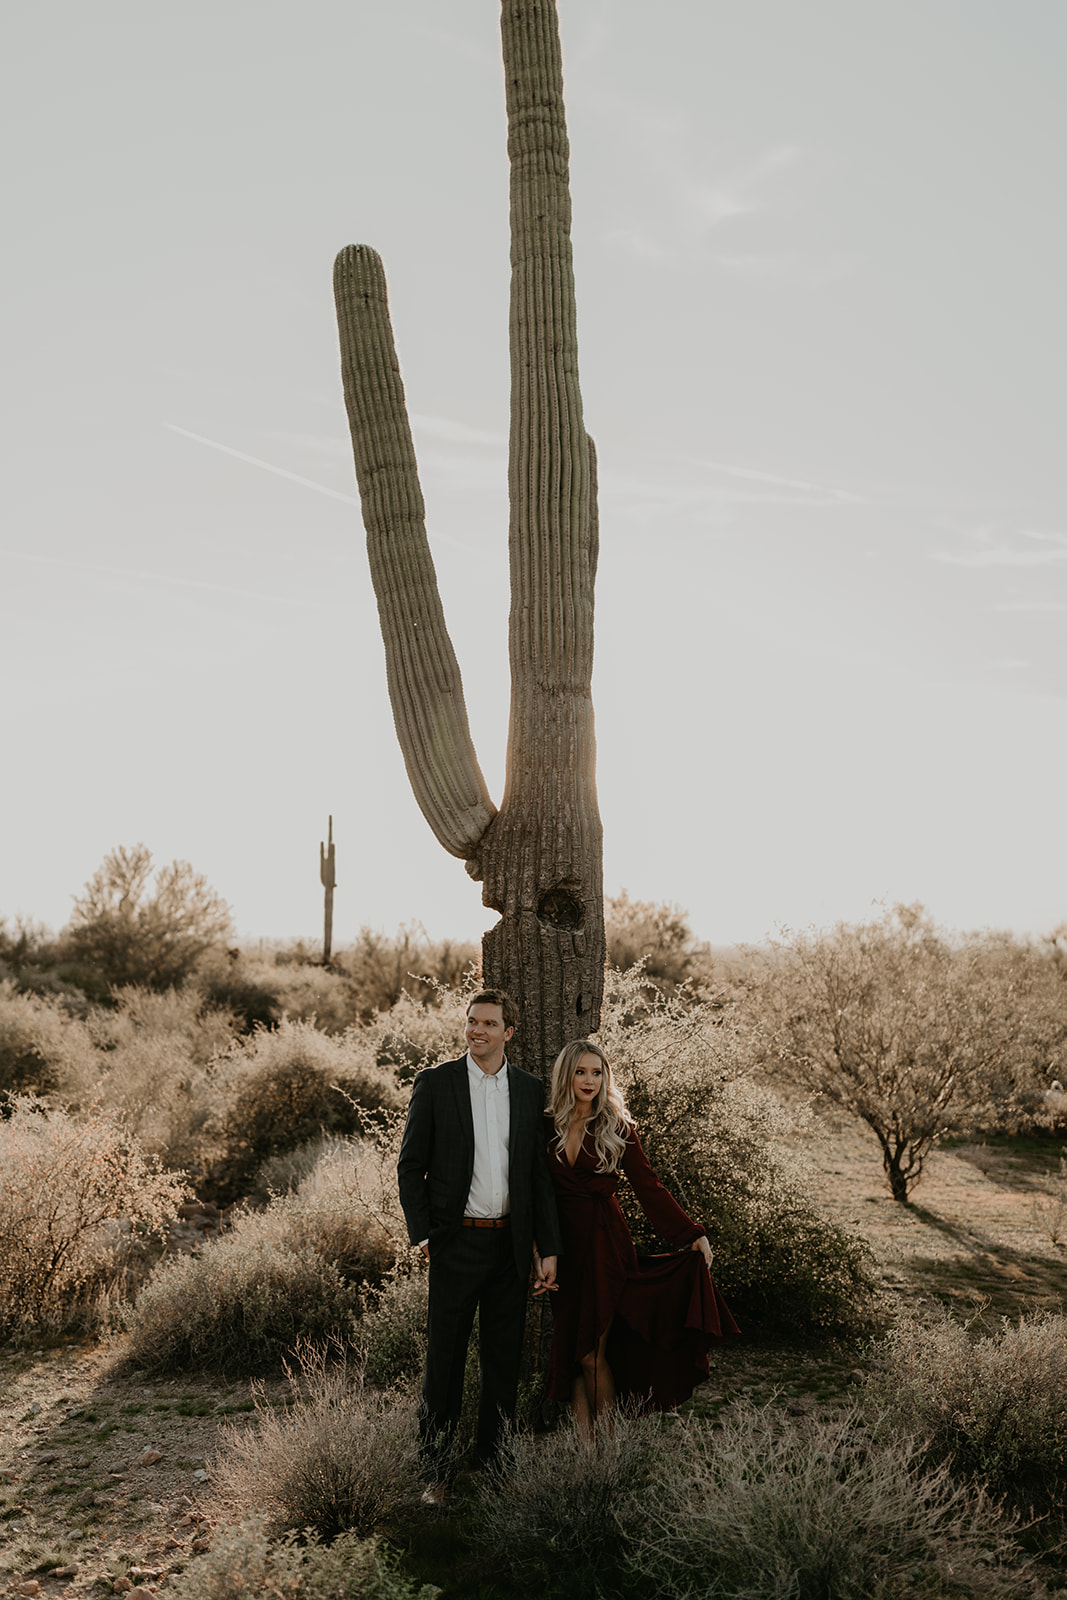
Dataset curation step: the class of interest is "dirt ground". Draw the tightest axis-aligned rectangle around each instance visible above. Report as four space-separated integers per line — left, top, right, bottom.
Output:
1 1111 1064 1597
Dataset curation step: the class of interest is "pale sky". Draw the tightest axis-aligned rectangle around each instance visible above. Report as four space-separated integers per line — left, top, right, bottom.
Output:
3 1 1065 949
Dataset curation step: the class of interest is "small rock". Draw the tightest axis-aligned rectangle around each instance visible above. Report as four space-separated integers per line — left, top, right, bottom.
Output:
175 1513 195 1527
128 1589 156 1599
191 1537 211 1552
847 1369 867 1387
50 1569 78 1580
191 1468 209 1482
75 1486 98 1506
112 1582 132 1595
36 1450 59 1463
136 1448 163 1467
130 1568 163 1580
16 1581 41 1595
27 1403 42 1416
0 1467 17 1481
162 1538 180 1549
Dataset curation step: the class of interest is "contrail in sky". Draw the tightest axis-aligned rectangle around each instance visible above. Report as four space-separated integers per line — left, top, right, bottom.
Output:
165 422 475 552
165 423 362 507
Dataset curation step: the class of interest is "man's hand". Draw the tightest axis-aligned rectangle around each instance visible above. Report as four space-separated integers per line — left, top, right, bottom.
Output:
532 1253 558 1296
419 1241 430 1260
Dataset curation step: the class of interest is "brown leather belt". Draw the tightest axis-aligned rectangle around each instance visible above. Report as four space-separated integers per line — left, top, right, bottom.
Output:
461 1216 511 1229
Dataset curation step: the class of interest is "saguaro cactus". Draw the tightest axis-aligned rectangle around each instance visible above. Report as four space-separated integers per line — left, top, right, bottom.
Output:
320 815 336 964
334 0 603 1074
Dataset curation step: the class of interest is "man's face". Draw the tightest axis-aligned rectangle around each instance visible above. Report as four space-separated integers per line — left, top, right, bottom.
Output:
465 1003 513 1065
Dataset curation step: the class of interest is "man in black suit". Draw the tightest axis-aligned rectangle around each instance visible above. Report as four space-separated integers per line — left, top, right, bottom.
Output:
397 989 560 1502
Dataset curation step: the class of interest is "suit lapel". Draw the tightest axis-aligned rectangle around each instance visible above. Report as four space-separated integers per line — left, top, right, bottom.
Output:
506 1063 526 1190
450 1056 476 1172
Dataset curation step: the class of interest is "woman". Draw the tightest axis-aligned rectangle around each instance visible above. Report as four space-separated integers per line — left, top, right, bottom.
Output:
540 1039 738 1432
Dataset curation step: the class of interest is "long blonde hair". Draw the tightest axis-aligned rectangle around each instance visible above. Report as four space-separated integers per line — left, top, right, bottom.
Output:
549 1040 632 1173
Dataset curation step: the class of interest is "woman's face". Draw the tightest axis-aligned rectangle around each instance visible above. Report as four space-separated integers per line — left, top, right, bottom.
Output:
572 1052 604 1107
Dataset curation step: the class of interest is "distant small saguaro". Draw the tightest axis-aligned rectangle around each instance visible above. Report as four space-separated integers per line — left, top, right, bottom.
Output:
319 815 337 964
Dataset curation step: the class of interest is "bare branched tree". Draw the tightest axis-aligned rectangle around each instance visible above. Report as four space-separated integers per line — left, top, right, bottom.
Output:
66 843 232 991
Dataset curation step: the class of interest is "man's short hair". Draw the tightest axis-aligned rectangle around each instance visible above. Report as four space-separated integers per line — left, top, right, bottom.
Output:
467 989 519 1032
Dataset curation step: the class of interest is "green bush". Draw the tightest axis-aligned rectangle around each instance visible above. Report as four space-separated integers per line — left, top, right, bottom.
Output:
872 1310 1067 1496
168 1517 425 1600
599 970 878 1338
212 1343 420 1540
0 1096 186 1336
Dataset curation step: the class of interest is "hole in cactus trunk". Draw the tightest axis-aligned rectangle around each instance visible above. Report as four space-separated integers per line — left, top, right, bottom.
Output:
537 885 583 932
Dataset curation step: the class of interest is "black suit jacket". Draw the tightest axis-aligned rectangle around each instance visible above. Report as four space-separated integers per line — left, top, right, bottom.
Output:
397 1055 561 1281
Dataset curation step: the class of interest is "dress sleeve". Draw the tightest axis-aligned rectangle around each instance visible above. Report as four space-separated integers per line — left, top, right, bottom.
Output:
621 1126 704 1247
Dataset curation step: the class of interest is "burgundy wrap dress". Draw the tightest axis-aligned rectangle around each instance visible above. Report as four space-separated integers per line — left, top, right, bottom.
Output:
547 1119 739 1409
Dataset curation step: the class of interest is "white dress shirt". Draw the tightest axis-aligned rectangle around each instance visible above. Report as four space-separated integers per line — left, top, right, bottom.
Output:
464 1052 511 1218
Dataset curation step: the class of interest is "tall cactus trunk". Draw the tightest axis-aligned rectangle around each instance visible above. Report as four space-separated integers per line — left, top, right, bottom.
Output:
333 0 603 1076
479 0 603 1071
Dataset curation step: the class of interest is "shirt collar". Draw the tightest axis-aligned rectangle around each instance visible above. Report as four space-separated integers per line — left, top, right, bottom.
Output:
466 1051 509 1087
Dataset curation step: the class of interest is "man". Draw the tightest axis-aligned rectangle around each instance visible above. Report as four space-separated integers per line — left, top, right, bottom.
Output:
397 989 560 1503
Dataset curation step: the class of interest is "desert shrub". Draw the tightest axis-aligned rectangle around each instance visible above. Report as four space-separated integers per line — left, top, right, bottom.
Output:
268 1137 402 1286
599 969 877 1337
124 1232 361 1376
605 890 715 995
212 1343 420 1540
367 985 470 1081
63 984 238 1169
625 1404 1026 1600
63 842 233 990
872 1310 1067 1496
475 1407 1026 1600
332 924 479 1023
358 1270 429 1390
123 1135 407 1373
0 1096 186 1336
209 1021 403 1203
0 982 97 1097
473 1411 660 1599
168 1517 424 1600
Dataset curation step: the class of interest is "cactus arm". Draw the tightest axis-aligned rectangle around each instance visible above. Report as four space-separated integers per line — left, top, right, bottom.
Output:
333 245 497 861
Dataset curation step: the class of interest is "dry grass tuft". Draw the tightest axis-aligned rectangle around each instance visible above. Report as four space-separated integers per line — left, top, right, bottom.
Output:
211 1343 421 1541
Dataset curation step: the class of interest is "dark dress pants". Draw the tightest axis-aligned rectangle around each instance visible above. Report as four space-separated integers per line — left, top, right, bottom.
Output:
421 1226 527 1479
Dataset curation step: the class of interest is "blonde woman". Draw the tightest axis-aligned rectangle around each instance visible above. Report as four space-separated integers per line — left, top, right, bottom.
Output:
542 1040 738 1432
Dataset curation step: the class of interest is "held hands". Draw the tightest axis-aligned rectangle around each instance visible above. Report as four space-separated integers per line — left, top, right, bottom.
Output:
532 1252 558 1296
691 1235 714 1268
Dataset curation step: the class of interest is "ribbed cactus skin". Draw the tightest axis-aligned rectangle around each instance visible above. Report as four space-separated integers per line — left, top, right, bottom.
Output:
320 814 336 964
479 0 604 1069
333 0 604 1073
334 244 497 860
